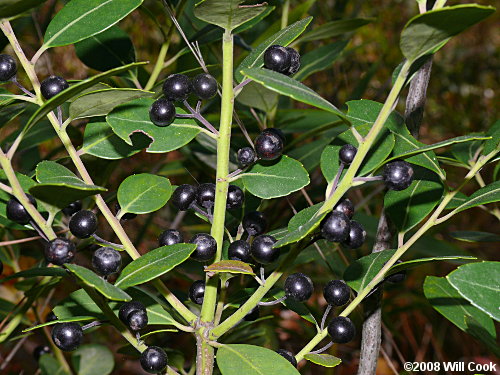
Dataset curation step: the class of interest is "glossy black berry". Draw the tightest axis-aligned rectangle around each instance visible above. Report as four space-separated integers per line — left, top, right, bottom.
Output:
140 346 168 374
250 235 278 264
62 201 82 217
237 147 256 167
255 130 284 161
45 238 75 265
196 183 216 209
119 301 146 324
159 229 183 246
41 75 69 100
284 273 314 302
385 260 406 283
33 345 51 361
276 349 297 367
243 305 260 321
92 247 121 276
334 198 355 219
323 280 350 306
190 233 217 262
285 47 301 76
163 73 191 101
45 311 57 322
172 184 197 211
0 54 17 81
149 98 176 127
227 185 244 209
261 128 286 143
127 309 148 331
242 211 267 236
264 45 291 73
321 211 351 243
228 240 251 262
69 210 98 239
6 194 37 225
383 160 414 191
339 144 357 165
327 316 355 344
191 73 218 100
51 323 83 351
189 280 205 305
343 221 366 249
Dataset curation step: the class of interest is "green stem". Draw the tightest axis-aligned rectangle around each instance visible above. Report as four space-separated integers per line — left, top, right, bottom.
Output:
281 0 290 29
145 41 170 91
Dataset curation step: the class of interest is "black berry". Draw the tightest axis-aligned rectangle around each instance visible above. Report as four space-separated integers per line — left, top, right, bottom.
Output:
227 185 244 209
284 273 314 302
149 98 176 127
264 45 291 73
339 144 357 165
385 260 406 284
191 73 218 100
159 229 183 246
334 198 355 219
321 211 350 242
69 210 98 239
243 306 260 321
45 311 57 322
62 201 82 217
119 301 147 324
40 75 69 100
45 238 75 265
237 147 256 167
243 211 267 236
250 235 278 264
255 130 284 161
6 194 37 225
92 247 121 276
285 47 301 76
127 309 148 331
228 240 251 262
163 74 191 101
172 184 197 211
189 280 205 305
383 160 414 191
33 345 51 361
343 221 366 249
276 349 297 367
196 183 216 209
261 128 286 143
327 316 355 344
140 346 168 374
323 280 350 306
115 203 137 221
51 323 83 351
0 54 17 81
189 233 217 262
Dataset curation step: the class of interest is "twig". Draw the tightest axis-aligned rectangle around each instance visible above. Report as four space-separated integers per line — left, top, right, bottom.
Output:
183 100 220 135
308 341 334 355
92 234 124 249
258 296 286 306
320 304 333 331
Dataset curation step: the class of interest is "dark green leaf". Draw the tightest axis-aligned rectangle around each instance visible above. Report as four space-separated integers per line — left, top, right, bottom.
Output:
451 181 500 214
23 316 94 333
0 267 67 283
400 4 495 62
72 344 114 375
287 203 321 233
288 137 334 172
115 244 196 289
194 0 268 31
65 264 131 302
299 18 373 42
0 0 46 19
482 119 500 155
343 249 396 292
205 260 255 276
274 213 324 249
117 173 172 214
294 41 348 81
450 137 483 166
304 353 342 368
388 255 477 275
465 316 500 357
270 290 317 325
40 354 70 375
444 191 467 210
449 231 500 243
240 156 310 199
236 81 278 112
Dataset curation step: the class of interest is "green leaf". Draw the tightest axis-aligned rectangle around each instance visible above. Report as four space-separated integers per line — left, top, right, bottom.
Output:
343 249 396 292
447 261 500 322
40 354 70 375
384 166 444 233
288 137 335 172
106 97 200 153
240 68 345 118
287 203 321 233
450 137 483 166
482 119 500 155
0 0 46 19
235 17 312 82
464 316 500 357
304 353 342 368
115 244 196 289
299 18 373 42
69 89 153 121
205 260 255 276
423 276 496 338
236 81 278 112
294 41 348 82
451 181 500 214
74 25 135 71
217 344 301 375
194 0 268 31
72 344 114 375
444 191 468 210
26 62 147 130
449 231 500 243
65 264 131 301
388 255 477 275
23 316 94 333
80 120 150 160
0 267 67 283
274 213 323 248
346 99 404 131
117 173 172 214
270 290 317 325
43 0 143 48
400 4 495 62
240 156 310 199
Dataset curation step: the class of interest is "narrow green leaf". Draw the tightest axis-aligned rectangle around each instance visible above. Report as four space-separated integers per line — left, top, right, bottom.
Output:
194 0 268 31
270 289 317 325
451 181 500 214
287 203 321 233
65 264 131 301
117 173 172 214
205 260 255 276
23 316 94 333
343 249 396 292
299 18 373 42
71 344 114 375
115 244 196 288
294 41 348 81
482 119 500 155
388 256 477 275
0 267 67 283
236 81 279 112
304 353 342 368
449 231 500 243
0 0 46 19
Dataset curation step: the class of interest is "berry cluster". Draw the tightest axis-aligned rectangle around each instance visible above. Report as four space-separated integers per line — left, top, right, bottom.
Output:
263 45 301 76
